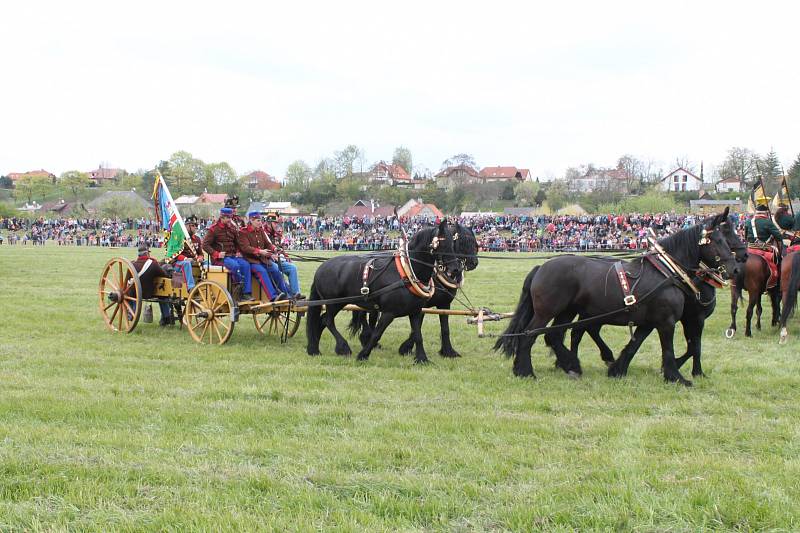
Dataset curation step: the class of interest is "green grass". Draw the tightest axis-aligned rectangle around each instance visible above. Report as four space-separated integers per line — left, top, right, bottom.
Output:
1 246 799 531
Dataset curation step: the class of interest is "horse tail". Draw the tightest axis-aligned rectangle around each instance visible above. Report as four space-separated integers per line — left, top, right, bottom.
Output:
347 310 365 337
780 253 800 325
306 282 323 354
494 265 538 357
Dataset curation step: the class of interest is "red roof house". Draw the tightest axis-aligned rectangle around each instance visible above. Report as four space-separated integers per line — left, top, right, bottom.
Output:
246 170 281 191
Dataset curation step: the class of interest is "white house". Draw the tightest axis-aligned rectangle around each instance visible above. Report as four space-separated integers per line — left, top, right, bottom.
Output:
659 167 703 192
715 177 745 193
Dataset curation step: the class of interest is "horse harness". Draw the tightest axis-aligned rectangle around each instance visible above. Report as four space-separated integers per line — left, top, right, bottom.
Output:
612 230 727 310
360 237 437 300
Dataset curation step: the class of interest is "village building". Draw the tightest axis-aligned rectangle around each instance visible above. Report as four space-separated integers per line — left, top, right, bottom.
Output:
659 167 704 192
246 170 281 191
715 176 745 193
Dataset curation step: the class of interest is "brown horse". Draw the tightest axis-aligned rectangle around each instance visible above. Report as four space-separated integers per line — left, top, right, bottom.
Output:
778 250 800 343
727 247 781 338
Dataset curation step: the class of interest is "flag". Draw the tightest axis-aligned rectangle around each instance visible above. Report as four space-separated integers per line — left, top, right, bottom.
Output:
770 175 791 213
152 172 192 260
748 181 769 214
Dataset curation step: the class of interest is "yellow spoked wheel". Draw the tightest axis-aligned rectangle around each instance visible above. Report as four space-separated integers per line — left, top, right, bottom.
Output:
253 308 303 339
185 280 236 344
99 257 141 333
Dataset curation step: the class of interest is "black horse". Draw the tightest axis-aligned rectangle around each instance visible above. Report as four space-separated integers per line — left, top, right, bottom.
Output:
567 212 747 378
349 222 479 358
306 221 462 363
495 218 737 386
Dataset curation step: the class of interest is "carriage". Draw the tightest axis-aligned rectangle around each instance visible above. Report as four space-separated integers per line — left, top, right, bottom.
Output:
98 257 304 344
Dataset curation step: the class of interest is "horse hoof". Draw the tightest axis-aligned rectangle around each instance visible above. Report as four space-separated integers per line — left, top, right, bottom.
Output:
725 328 735 339
779 329 788 344
604 360 615 368
414 358 431 365
567 370 581 380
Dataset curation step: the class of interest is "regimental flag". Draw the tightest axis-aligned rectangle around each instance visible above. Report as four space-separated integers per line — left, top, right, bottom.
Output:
152 172 192 260
747 181 770 214
770 175 791 213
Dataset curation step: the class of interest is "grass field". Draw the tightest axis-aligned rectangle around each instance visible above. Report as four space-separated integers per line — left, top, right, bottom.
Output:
1 246 799 531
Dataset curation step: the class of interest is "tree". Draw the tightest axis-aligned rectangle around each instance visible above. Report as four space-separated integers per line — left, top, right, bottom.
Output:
60 170 91 199
336 177 364 202
420 180 446 206
205 162 238 187
0 176 12 189
513 181 540 206
167 150 205 193
616 154 644 194
787 153 800 194
285 160 312 191
15 175 53 203
441 153 477 170
545 180 569 213
761 148 781 179
718 147 761 185
334 144 363 178
673 156 695 172
392 146 412 175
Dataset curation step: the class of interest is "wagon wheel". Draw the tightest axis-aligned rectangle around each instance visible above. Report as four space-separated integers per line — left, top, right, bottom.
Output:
98 257 141 333
185 280 235 344
253 307 303 340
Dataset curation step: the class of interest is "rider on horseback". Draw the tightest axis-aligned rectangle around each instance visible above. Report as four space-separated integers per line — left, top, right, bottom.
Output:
745 200 783 289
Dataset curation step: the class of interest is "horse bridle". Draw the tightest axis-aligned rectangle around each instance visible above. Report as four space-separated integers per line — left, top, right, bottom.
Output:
698 225 733 277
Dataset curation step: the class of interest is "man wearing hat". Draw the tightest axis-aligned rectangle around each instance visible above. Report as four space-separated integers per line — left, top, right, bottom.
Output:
202 207 254 301
170 214 204 291
133 243 174 325
225 195 245 229
265 211 304 299
746 199 784 244
236 211 288 302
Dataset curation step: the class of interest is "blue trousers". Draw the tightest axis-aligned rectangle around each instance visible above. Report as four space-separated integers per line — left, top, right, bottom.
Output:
277 260 300 295
223 257 252 294
266 261 291 294
174 259 196 290
250 263 279 300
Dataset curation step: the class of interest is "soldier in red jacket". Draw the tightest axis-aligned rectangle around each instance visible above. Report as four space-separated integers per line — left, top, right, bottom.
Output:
132 244 174 325
237 211 288 302
264 212 304 299
201 207 253 301
170 214 204 291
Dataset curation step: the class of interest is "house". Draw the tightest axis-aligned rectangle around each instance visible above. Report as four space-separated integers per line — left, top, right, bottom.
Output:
7 169 56 184
397 198 444 219
246 170 281 191
715 176 744 193
196 192 228 205
174 195 200 206
41 199 81 216
689 199 743 214
344 199 396 218
435 164 481 191
88 167 124 185
369 162 411 187
246 201 300 216
660 167 703 192
570 167 633 193
478 166 529 184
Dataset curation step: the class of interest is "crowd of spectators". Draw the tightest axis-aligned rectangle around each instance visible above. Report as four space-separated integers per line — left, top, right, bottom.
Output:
1 212 746 252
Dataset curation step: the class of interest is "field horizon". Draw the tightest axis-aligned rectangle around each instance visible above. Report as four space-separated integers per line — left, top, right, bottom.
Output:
1 246 799 531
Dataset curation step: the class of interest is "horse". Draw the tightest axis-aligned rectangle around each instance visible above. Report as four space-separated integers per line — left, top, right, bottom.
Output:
305 221 462 364
494 218 737 386
348 222 479 358
727 243 781 338
567 211 747 378
778 248 800 343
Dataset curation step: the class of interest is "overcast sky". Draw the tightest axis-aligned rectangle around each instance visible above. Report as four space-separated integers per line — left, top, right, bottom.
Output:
2 0 798 180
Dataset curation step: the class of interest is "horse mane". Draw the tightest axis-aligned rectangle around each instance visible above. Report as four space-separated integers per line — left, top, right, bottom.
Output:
454 223 478 255
657 224 702 266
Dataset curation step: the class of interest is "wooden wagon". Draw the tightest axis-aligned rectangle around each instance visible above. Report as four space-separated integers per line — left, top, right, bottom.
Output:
98 257 304 344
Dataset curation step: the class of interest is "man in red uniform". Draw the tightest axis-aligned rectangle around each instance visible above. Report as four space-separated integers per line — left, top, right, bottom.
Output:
264 211 304 299
202 207 253 301
237 211 287 302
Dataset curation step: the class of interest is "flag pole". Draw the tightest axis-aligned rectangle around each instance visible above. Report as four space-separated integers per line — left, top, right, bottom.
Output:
153 171 197 259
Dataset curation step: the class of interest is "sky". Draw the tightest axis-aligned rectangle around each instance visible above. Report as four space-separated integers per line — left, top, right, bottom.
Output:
1 0 798 181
